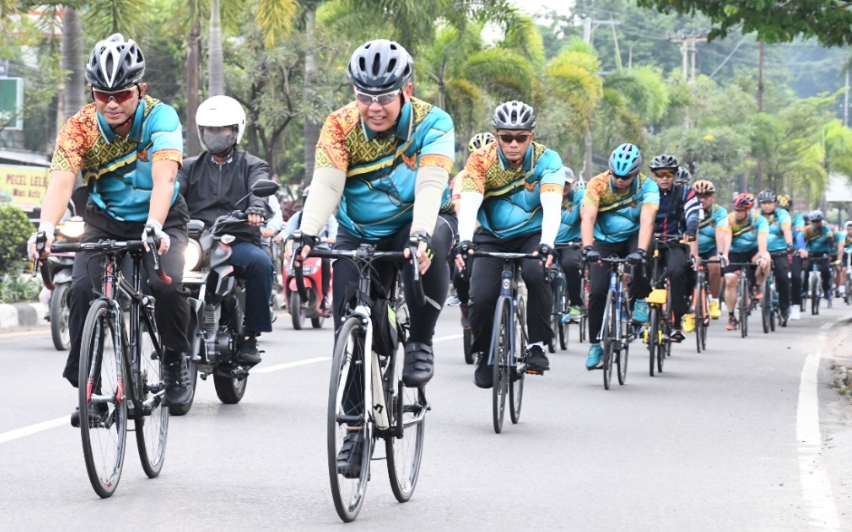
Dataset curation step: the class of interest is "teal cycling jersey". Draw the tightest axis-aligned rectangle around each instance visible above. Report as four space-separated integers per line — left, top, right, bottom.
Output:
727 210 769 253
698 203 728 254
556 188 584 243
462 141 565 238
762 208 792 252
804 224 834 255
582 171 660 243
313 97 455 239
50 95 183 223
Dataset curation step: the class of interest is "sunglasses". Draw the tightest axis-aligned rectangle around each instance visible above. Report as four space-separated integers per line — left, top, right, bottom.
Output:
497 133 532 144
613 173 638 181
653 170 675 178
354 88 401 106
697 193 714 198
91 85 138 105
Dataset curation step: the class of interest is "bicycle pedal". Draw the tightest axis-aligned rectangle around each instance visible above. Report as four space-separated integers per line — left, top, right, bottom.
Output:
525 368 544 375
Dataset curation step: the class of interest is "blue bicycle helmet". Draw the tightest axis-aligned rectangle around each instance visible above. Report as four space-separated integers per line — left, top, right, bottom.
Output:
609 143 642 177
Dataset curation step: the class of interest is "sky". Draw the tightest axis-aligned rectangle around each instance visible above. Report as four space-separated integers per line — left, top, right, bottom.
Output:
511 0 575 18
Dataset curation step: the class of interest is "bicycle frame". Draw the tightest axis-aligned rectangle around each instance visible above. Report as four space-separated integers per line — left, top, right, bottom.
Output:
599 260 630 347
487 260 521 369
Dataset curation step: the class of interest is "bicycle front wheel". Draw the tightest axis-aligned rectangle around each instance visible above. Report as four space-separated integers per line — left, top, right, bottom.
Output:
135 313 169 479
602 291 615 390
328 317 373 522
510 298 526 424
491 298 511 433
648 306 659 377
739 280 748 338
78 299 128 499
811 274 820 315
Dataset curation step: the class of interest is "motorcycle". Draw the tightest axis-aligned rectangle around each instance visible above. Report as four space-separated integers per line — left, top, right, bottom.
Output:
170 178 280 416
47 216 85 351
284 238 332 329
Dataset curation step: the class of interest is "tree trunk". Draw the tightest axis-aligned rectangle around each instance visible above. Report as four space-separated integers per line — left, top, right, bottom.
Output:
185 11 201 156
209 0 225 96
62 8 84 122
302 5 318 187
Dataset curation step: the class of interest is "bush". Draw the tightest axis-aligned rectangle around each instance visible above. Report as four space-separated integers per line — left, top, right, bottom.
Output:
0 204 34 274
0 273 41 303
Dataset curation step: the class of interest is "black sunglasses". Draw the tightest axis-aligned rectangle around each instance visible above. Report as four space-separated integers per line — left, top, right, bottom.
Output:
613 173 638 181
497 133 532 144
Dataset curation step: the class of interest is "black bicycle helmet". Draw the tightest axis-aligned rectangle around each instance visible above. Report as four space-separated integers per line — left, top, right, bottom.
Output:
347 39 413 93
757 189 776 203
85 33 145 90
649 154 678 171
492 101 536 130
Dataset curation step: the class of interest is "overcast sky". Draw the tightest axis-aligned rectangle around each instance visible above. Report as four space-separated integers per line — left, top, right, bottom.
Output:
512 0 575 18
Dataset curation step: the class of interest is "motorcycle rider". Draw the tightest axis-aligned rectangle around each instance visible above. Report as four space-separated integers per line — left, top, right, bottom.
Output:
177 95 273 365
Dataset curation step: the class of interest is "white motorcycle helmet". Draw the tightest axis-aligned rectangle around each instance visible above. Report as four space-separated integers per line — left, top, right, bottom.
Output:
196 95 246 153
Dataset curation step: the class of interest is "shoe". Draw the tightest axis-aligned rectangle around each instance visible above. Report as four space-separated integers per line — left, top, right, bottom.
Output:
525 345 550 372
709 300 721 320
586 344 604 370
460 303 470 329
789 307 801 321
750 286 763 301
473 354 493 389
447 291 461 307
682 313 696 333
237 333 262 365
567 306 583 323
402 342 434 387
780 308 789 327
162 353 193 407
320 295 331 312
632 300 649 324
670 329 685 342
336 431 365 479
70 403 109 428
726 314 738 331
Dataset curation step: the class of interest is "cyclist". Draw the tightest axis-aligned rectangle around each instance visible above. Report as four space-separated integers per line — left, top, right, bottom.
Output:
454 100 564 388
29 34 192 421
581 143 658 369
836 221 852 297
779 194 806 320
280 187 339 311
290 39 456 389
723 193 770 331
694 180 729 319
800 210 834 302
555 166 584 321
757 189 796 325
178 95 273 364
648 154 700 341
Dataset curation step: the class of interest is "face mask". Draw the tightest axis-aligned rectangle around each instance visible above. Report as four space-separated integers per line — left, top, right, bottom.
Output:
203 130 237 154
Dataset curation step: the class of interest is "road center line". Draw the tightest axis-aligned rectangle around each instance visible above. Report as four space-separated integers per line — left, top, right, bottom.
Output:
796 353 841 531
252 357 331 374
0 417 67 445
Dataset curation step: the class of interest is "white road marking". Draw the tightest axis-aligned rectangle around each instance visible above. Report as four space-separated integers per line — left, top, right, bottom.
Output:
797 353 841 531
251 357 331 374
433 333 464 343
0 417 66 445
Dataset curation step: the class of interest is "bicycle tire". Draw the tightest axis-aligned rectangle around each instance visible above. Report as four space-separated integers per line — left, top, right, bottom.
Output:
648 306 659 377
658 309 668 373
135 312 169 479
510 297 526 425
328 317 372 522
386 312 425 503
602 291 615 390
811 274 819 315
50 282 71 351
769 281 777 332
739 278 748 338
78 299 128 499
557 280 569 351
547 297 557 354
761 283 770 334
463 327 474 364
616 293 629 385
491 298 510 434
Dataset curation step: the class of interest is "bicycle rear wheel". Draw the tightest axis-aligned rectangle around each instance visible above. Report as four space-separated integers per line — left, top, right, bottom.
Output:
78 299 127 499
557 280 569 351
135 313 169 479
386 336 425 503
616 296 629 385
695 279 707 353
491 298 510 434
328 317 373 522
761 284 770 334
648 306 659 377
510 298 526 425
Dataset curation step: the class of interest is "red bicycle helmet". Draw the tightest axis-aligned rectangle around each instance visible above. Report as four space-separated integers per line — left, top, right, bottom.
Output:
733 193 755 210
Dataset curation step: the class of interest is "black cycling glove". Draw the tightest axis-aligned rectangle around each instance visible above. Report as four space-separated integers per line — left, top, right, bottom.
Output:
583 246 601 263
409 230 434 262
626 248 647 265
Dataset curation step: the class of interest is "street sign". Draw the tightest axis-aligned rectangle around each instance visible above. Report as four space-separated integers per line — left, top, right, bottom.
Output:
0 77 23 130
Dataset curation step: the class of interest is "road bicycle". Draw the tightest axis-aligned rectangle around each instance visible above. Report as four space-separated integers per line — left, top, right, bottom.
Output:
806 254 830 316
296 242 427 522
597 257 636 390
551 243 584 351
37 235 172 498
727 262 758 337
644 235 682 375
761 253 784 333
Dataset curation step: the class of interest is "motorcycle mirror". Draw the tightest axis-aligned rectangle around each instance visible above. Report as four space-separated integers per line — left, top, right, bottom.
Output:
250 179 280 198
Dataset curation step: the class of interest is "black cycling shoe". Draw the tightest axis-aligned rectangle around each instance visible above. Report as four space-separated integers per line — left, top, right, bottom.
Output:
402 342 434 387
320 295 331 312
525 345 550 373
337 431 365 479
162 353 192 407
473 354 493 389
70 403 109 428
237 332 262 365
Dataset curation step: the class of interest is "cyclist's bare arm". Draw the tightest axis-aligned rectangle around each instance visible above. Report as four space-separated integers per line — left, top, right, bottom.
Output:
638 206 656 251
581 205 598 248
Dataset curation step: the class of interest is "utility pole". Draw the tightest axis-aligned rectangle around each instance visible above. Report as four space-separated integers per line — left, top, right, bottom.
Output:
575 15 620 180
668 32 706 128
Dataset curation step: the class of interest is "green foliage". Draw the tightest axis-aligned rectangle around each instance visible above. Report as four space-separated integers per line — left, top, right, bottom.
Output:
0 205 34 276
0 273 41 304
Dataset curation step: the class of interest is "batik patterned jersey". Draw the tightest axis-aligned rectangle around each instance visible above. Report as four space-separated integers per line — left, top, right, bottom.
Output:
557 188 584 243
583 171 659 243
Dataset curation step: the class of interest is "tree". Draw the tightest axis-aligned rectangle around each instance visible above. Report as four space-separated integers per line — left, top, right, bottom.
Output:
636 0 852 47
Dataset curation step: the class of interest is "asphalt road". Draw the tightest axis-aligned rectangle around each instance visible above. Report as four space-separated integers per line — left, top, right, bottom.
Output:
1 302 850 531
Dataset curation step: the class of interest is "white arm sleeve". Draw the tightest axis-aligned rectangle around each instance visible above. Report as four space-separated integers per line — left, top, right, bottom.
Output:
412 165 450 234
539 192 562 247
299 167 346 236
458 191 484 242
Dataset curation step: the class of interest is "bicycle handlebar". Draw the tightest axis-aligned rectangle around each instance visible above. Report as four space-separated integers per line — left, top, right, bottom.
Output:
40 239 172 287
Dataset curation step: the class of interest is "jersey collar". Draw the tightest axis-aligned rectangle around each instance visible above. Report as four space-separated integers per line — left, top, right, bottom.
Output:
96 97 146 144
497 143 534 171
361 100 413 142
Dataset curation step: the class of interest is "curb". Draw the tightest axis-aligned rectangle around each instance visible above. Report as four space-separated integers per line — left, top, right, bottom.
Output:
0 303 48 329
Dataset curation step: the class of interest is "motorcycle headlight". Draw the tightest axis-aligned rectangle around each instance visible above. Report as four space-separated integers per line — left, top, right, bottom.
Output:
59 217 85 239
184 239 202 273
